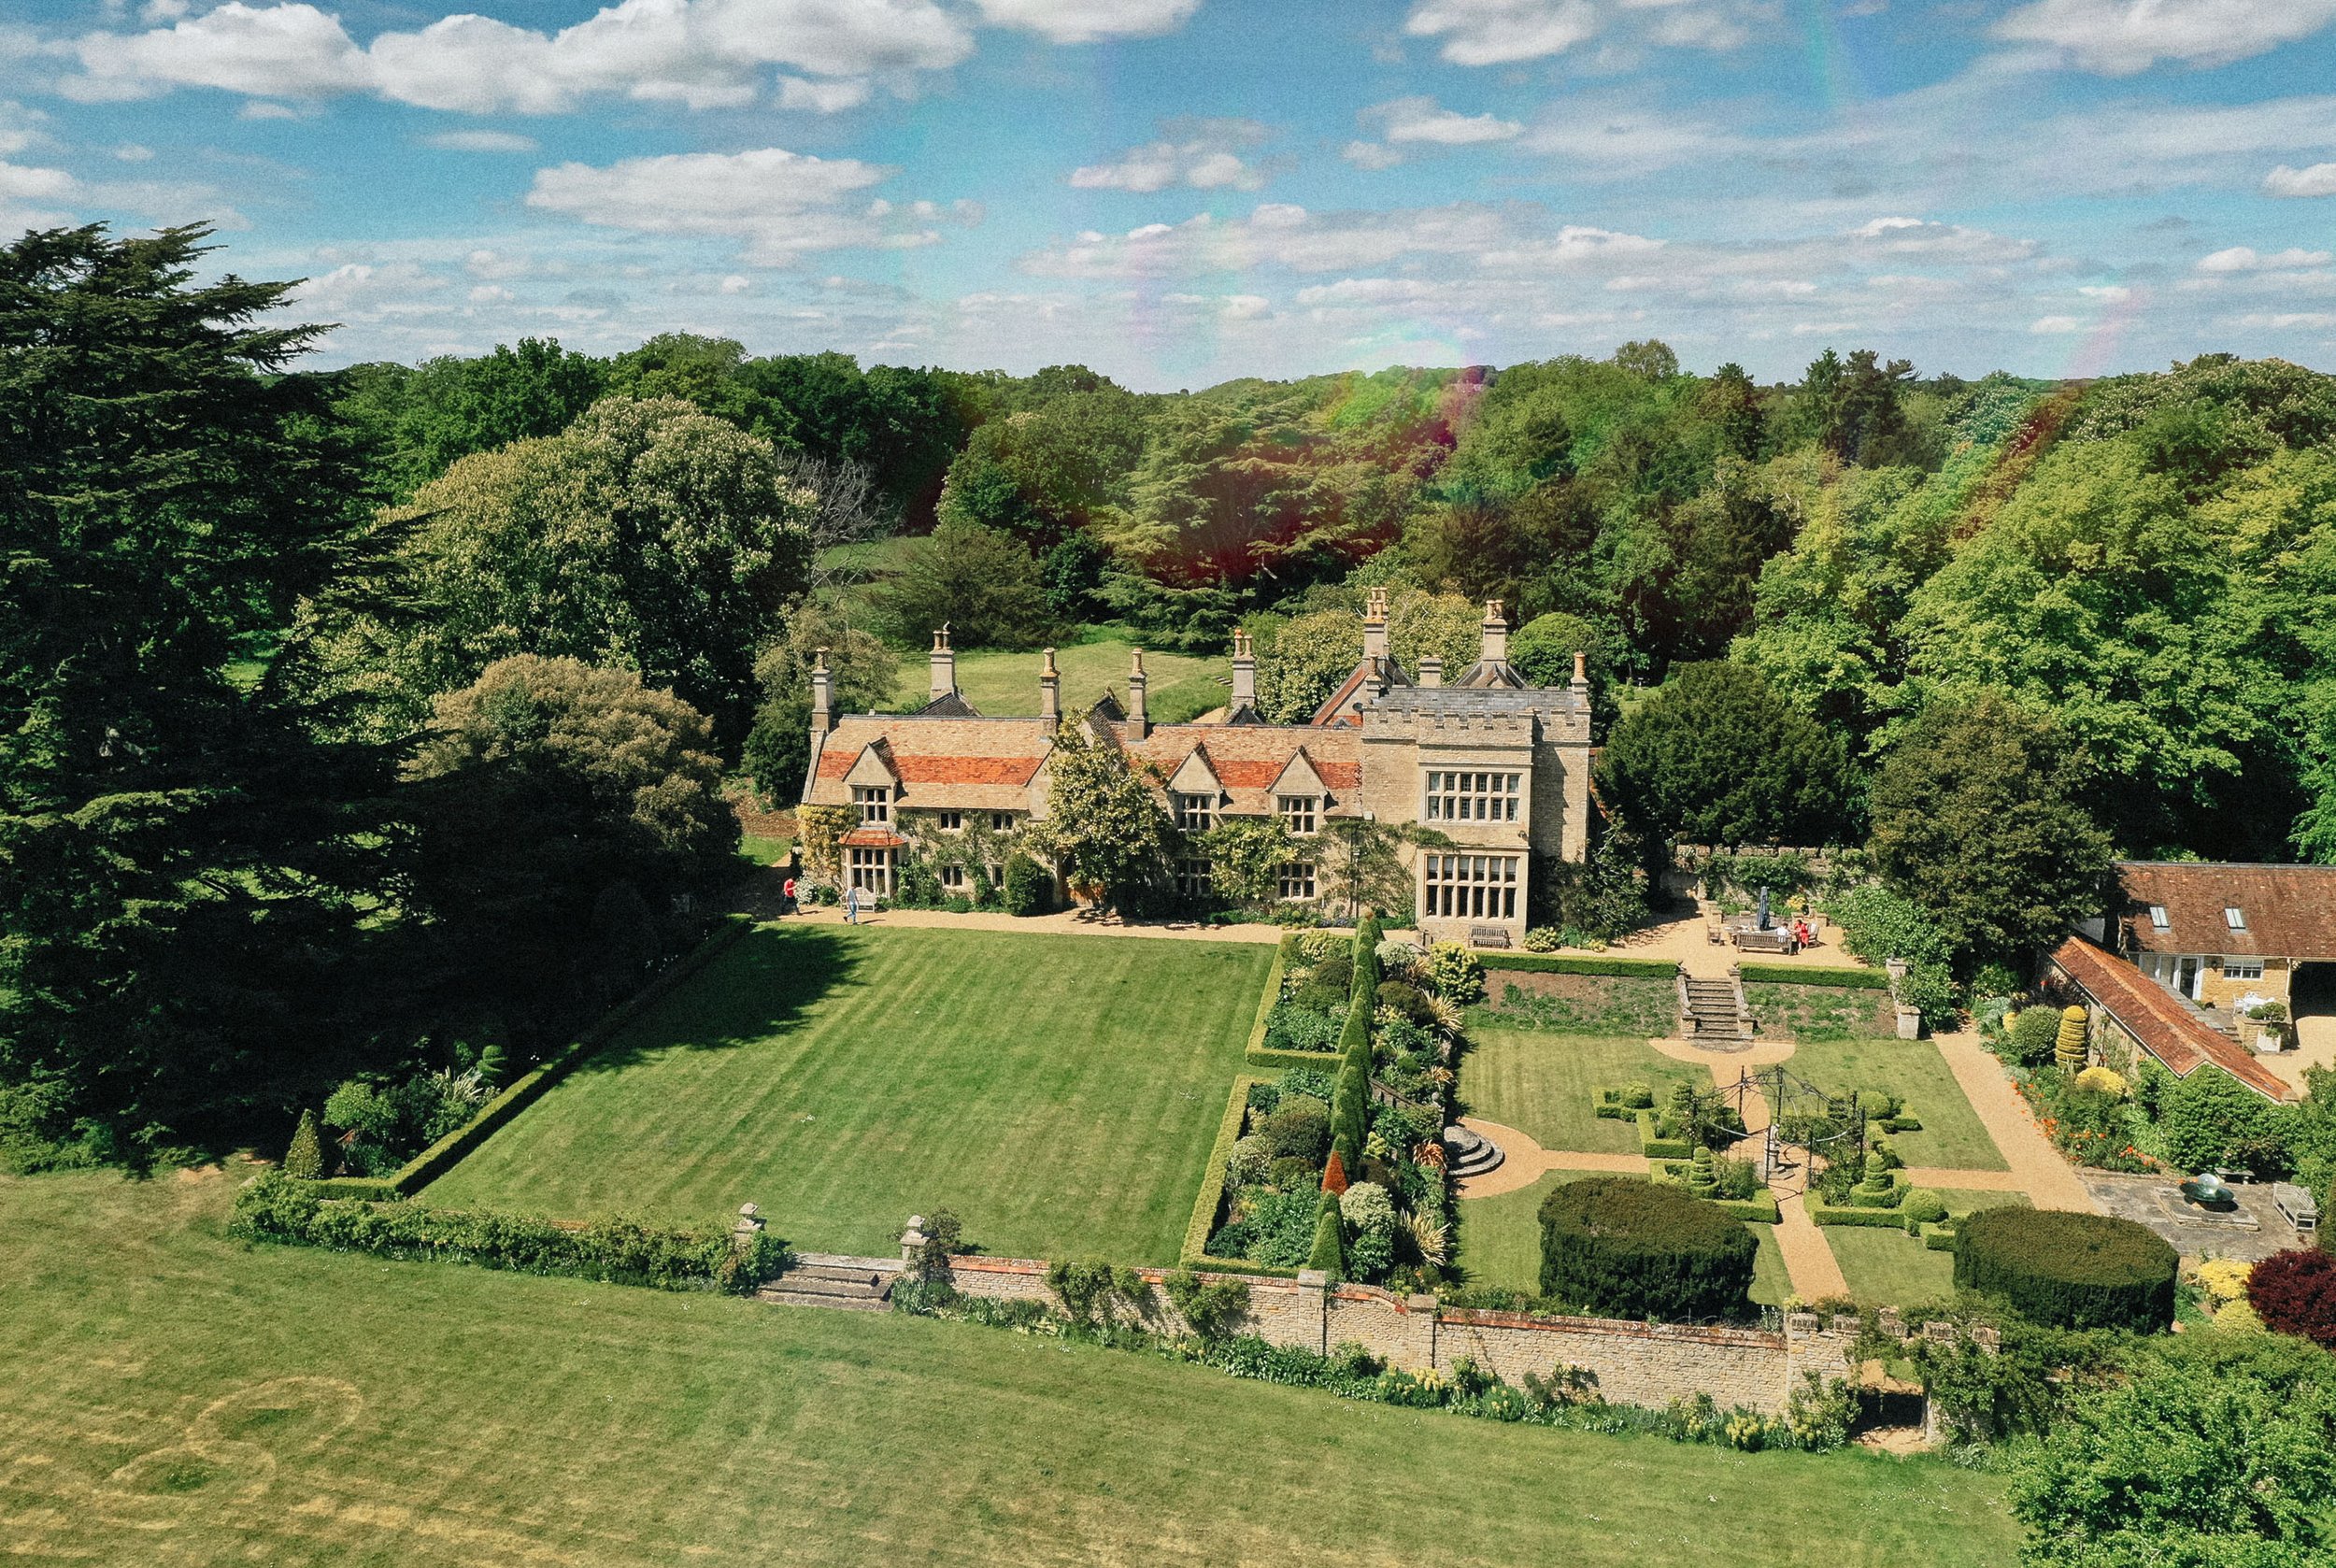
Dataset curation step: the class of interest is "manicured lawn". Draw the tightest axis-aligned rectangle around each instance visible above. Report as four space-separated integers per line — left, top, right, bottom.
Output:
889 632 1222 722
1460 1031 1702 1156
1826 1226 1958 1309
0 1170 2022 1568
1455 1170 1787 1308
738 833 790 868
1785 1038 2009 1172
427 924 1271 1262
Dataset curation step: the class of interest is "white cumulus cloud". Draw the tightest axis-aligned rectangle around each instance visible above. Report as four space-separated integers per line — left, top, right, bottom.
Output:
1368 95 1522 146
967 0 1202 42
2264 163 2336 197
1404 0 1600 65
525 146 971 264
419 129 539 152
2197 245 2333 272
1069 121 1267 192
1992 0 2336 77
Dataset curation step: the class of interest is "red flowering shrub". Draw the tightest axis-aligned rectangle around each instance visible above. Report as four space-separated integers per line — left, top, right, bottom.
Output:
2246 1247 2336 1348
1320 1149 1349 1196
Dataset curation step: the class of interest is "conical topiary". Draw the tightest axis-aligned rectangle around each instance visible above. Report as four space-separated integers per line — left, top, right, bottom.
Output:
2055 1005 2089 1071
282 1107 326 1180
1321 1148 1350 1196
1307 1193 1346 1277
1688 1144 1719 1197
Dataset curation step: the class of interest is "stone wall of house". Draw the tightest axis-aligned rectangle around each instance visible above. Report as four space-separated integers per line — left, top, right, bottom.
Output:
933 1255 1851 1417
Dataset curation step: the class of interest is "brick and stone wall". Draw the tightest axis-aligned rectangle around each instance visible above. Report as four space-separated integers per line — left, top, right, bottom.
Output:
931 1254 1851 1417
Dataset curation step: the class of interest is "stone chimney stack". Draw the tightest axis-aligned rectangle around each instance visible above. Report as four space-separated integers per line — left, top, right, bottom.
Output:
810 648 833 736
1417 654 1442 688
1478 600 1509 666
1570 649 1590 700
1231 628 1257 712
929 625 956 702
1127 648 1148 739
1039 647 1061 735
1362 585 1389 663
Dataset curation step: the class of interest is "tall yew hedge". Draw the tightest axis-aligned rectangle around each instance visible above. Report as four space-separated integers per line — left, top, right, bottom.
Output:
1538 1176 1756 1323
1953 1207 2176 1332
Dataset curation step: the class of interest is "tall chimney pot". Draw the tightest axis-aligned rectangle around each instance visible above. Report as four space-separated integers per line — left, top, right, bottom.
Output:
1362 585 1389 663
1039 647 1061 734
1231 628 1257 712
1127 648 1148 739
1417 655 1442 689
1478 600 1509 666
929 625 956 702
810 648 833 736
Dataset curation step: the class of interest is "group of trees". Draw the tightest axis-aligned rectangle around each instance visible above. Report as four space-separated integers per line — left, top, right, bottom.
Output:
12 217 2336 1164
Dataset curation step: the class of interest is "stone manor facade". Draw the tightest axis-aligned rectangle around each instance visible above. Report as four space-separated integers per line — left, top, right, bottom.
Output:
798 589 1593 942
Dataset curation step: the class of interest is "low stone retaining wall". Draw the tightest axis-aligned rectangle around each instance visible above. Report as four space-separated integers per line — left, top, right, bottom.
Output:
929 1253 1853 1416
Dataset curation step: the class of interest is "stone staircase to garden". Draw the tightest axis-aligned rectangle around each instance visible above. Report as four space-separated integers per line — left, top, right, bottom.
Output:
1678 967 1754 1046
757 1254 897 1313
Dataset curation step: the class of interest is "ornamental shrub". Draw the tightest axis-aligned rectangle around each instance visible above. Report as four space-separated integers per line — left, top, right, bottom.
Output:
2245 1248 2336 1348
1260 1097 1330 1162
1307 1193 1346 1276
1423 942 1484 1004
1537 1176 1757 1323
2159 1066 2282 1175
1225 1134 1274 1188
1306 951 1354 996
1261 1002 1341 1054
1953 1207 2177 1332
1902 1189 1949 1225
1000 851 1050 916
1375 980 1435 1026
2054 1005 2089 1071
1339 1180 1395 1233
281 1108 327 1181
1321 1149 1350 1196
2006 1006 2060 1065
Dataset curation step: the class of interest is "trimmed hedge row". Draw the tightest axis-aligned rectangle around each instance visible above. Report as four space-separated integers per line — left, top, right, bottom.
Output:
233 1168 790 1293
1952 1207 2177 1332
1244 1045 1341 1070
1245 934 1301 1057
1737 962 1887 990
1182 1075 1268 1266
1538 1176 1757 1323
1809 1205 1921 1230
1482 952 1678 979
306 915 753 1202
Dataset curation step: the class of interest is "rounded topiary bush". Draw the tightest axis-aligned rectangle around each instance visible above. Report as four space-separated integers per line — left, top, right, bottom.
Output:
1375 980 1434 1025
1902 1188 1948 1225
1538 1176 1757 1323
1952 1207 2177 1332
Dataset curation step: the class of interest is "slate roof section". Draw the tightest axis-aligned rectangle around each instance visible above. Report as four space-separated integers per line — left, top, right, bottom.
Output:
2047 935 2292 1101
2114 862 2336 961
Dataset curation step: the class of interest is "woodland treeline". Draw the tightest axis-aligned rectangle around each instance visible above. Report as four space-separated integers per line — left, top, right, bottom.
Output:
7 221 2336 1168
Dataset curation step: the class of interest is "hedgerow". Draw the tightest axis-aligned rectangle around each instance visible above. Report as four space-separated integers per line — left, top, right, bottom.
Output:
1953 1207 2176 1332
1538 1176 1757 1323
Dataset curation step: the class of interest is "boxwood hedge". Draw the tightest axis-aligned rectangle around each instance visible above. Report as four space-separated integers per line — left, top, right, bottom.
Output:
1538 1176 1757 1323
1951 1207 2176 1332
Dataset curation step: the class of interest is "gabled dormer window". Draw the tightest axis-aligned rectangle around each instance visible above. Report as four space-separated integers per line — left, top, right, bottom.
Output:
1175 792 1217 831
853 785 890 824
1277 795 1318 835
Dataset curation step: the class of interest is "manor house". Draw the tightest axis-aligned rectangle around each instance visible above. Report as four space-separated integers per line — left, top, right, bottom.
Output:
798 590 1593 943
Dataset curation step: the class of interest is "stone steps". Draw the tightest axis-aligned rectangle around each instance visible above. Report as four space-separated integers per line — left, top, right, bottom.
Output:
756 1257 894 1312
1443 1123 1504 1177
758 1288 891 1312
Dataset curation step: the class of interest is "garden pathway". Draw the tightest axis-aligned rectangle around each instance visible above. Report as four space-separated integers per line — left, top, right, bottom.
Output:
771 904 1285 944
1450 1117 1649 1198
1929 1032 2099 1215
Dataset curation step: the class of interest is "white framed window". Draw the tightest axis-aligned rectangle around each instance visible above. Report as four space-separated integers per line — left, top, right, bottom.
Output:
1421 852 1519 920
1175 858 1214 899
2148 905 2170 931
940 863 966 890
847 846 892 893
1175 792 1217 831
938 810 963 832
1424 769 1520 823
852 786 890 824
1277 862 1317 901
1277 795 1318 835
2225 906 2247 931
2225 956 2265 980
990 811 1016 832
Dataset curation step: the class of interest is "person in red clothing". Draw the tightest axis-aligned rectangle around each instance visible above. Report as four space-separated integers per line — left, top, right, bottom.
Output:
781 876 797 916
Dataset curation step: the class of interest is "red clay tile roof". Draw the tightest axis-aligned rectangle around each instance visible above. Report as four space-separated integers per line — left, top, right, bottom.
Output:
2047 935 2292 1101
2115 862 2336 960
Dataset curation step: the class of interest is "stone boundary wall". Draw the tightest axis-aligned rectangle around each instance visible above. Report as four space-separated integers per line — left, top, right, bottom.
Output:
930 1254 1852 1416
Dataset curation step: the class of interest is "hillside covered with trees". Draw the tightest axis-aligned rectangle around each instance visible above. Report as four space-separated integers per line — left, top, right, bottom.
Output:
8 221 2336 1170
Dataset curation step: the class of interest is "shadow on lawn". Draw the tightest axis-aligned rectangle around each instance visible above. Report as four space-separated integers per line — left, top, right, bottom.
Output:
566 923 865 1074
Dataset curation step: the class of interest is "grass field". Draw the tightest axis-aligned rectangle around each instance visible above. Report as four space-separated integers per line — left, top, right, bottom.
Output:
0 1170 2023 1568
888 632 1223 722
1460 1032 1702 1155
1827 1194 2028 1306
1785 1038 2009 1172
1454 1171 1788 1309
426 924 1271 1262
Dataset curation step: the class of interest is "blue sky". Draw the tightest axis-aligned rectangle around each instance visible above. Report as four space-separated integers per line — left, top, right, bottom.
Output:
4 0 2334 387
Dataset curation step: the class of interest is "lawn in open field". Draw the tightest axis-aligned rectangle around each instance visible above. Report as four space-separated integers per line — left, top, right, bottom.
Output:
888 630 1223 722
1460 1030 1702 1155
0 1169 2025 1568
1824 1193 2031 1308
1784 1038 2009 1172
426 924 1270 1262
1454 1170 1788 1309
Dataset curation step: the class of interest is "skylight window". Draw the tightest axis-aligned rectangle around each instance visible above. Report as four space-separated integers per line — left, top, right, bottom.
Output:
2149 905 2170 930
2224 906 2246 931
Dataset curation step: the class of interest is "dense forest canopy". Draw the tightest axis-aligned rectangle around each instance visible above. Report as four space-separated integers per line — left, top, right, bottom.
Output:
8 222 2336 1168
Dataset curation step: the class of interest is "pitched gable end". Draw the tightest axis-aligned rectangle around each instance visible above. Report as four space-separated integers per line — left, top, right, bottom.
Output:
1269 748 1328 800
1167 746 1226 799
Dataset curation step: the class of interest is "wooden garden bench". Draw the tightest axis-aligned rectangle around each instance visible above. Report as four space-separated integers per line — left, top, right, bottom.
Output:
1468 925 1512 949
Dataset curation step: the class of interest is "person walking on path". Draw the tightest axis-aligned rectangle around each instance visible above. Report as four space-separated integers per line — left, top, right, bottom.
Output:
781 876 797 916
845 883 860 925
